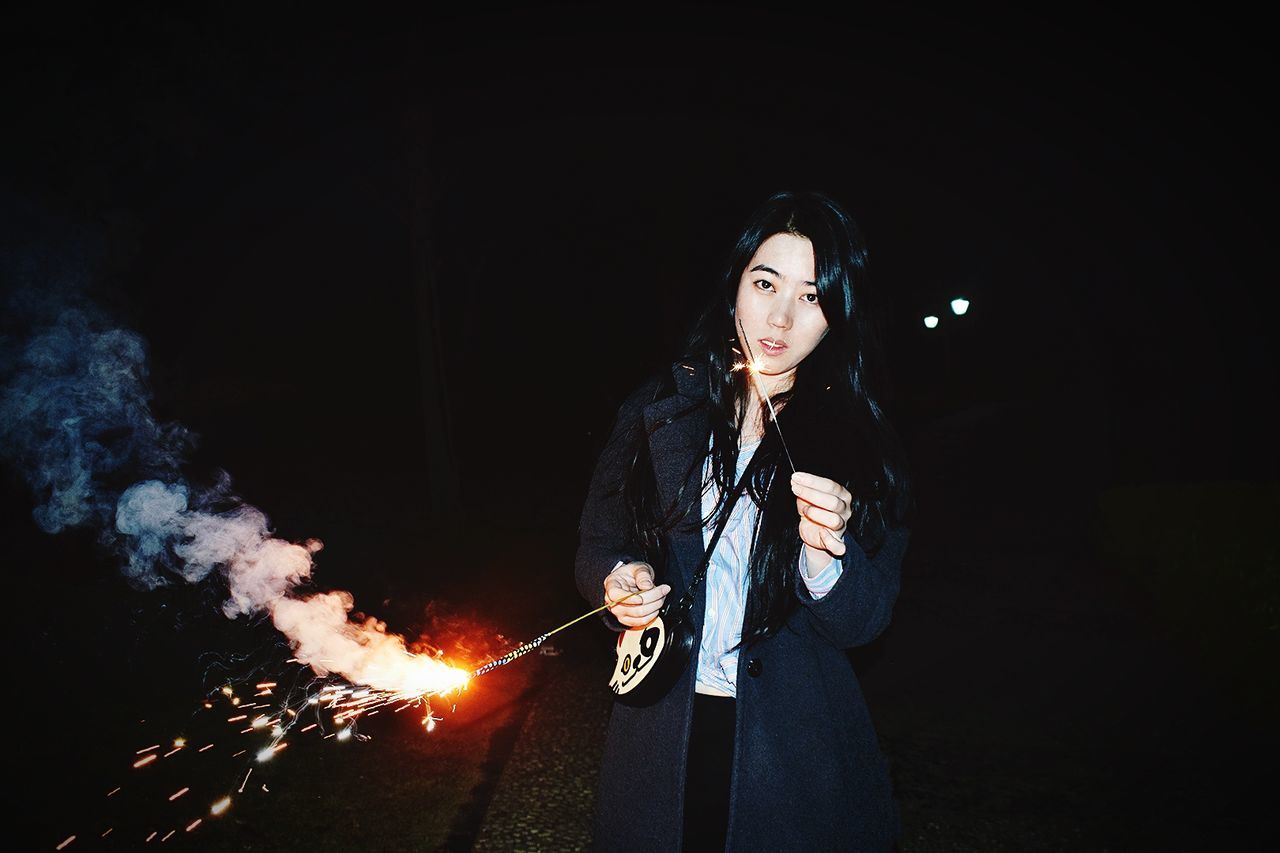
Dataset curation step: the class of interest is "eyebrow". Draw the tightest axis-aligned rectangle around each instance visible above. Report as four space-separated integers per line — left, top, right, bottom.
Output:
750 264 817 287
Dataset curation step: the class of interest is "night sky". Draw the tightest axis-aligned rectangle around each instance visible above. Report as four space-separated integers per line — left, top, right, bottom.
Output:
2 3 1276 848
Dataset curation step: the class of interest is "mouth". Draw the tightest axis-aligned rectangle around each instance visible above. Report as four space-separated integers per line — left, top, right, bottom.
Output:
758 338 788 356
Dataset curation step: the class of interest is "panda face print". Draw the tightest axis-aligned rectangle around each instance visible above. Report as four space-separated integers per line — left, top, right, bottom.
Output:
609 620 666 694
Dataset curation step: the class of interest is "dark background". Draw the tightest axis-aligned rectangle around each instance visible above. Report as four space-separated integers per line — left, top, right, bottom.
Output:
2 3 1276 850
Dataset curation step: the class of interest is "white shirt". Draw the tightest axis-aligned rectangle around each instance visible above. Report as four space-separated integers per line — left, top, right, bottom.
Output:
694 438 842 697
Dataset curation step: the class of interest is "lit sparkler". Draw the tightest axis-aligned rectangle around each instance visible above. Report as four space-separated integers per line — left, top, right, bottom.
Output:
735 318 797 473
45 545 652 847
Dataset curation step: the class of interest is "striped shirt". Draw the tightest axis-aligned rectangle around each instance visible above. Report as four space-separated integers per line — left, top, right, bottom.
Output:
694 438 842 697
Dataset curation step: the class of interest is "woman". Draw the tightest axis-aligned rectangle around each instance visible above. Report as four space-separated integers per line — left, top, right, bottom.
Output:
575 190 912 852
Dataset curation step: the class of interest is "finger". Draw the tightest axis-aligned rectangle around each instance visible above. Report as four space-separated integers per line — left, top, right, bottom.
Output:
791 482 848 514
606 588 643 607
791 471 840 493
608 584 669 610
799 502 846 532
630 563 656 590
622 584 671 607
604 573 634 594
799 517 846 555
791 472 852 505
621 600 665 620
797 519 828 552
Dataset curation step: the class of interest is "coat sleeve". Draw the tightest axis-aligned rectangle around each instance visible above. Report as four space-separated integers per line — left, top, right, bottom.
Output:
792 524 909 649
574 378 661 624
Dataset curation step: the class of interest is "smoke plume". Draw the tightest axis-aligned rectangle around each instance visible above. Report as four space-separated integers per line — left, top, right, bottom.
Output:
0 305 461 694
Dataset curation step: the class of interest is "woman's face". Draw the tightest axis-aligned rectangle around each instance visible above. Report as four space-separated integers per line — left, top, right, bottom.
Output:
734 232 828 392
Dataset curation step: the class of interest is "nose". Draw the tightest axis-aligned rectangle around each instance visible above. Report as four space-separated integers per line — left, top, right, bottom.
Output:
767 301 793 331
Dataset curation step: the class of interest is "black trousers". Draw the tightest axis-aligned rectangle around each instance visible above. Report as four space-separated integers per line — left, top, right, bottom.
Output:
682 692 736 852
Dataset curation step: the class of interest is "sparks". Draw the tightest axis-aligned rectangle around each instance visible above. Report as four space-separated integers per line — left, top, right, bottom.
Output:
737 321 797 473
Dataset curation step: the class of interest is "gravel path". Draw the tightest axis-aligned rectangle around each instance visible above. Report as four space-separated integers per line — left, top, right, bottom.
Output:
471 643 614 852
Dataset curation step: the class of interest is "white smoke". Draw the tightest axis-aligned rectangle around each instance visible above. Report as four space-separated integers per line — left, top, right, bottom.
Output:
1 307 463 695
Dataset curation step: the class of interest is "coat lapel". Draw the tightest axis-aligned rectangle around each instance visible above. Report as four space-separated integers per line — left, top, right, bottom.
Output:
641 362 709 590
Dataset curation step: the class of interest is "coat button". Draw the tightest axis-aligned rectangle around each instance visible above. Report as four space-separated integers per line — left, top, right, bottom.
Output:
746 658 763 677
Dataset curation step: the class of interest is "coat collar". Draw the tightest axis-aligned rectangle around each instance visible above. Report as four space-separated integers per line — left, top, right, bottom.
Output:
641 361 711 591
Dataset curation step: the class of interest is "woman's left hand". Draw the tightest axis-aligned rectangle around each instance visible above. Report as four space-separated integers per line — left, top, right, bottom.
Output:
791 471 852 559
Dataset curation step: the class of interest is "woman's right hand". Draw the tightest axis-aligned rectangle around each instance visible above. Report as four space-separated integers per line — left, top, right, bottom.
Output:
603 562 671 627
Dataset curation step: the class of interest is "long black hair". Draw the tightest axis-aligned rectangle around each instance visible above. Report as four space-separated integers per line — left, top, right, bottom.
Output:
624 190 912 646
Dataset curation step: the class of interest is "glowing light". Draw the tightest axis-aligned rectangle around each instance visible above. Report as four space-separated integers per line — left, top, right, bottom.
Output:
950 297 970 315
132 754 158 769
736 320 797 473
923 315 939 329
337 727 353 742
56 836 75 850
211 797 231 816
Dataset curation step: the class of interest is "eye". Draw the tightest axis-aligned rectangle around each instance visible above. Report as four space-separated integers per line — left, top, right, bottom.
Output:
754 279 775 291
802 292 819 304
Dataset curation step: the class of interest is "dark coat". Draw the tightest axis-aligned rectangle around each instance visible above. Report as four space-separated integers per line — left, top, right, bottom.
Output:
576 360 910 853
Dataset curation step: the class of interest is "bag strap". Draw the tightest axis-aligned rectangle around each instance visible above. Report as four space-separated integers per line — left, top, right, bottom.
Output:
669 444 765 615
